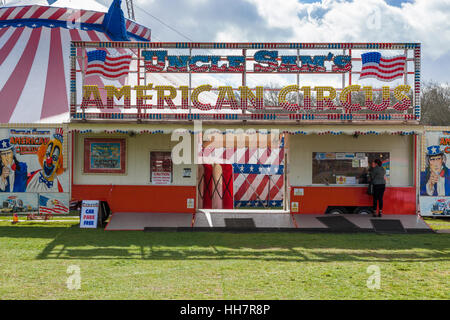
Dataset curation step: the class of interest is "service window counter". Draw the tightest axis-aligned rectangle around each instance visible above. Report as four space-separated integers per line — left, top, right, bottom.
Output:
289 133 416 215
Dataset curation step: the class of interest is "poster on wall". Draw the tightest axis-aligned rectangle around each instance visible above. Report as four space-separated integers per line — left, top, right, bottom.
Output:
0 128 69 214
420 130 450 216
84 138 126 174
150 152 172 185
39 193 69 215
0 193 38 214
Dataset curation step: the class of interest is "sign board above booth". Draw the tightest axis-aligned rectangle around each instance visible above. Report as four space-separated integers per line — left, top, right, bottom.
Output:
70 42 421 122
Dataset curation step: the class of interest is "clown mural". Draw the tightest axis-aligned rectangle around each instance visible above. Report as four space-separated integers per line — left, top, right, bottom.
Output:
0 127 69 215
420 129 450 216
26 128 66 193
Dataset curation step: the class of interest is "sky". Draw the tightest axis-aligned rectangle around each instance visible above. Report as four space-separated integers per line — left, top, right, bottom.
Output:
4 0 449 83
115 0 450 84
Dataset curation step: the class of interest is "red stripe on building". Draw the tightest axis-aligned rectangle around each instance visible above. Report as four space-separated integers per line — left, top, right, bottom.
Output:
0 25 10 39
0 28 42 122
85 12 104 24
234 173 258 200
29 6 49 19
14 6 33 20
131 24 140 34
48 8 68 20
252 175 269 201
41 27 68 120
269 175 284 199
0 7 15 20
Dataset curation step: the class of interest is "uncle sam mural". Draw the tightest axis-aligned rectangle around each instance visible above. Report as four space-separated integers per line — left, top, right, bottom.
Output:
420 130 450 216
420 145 450 196
0 139 28 192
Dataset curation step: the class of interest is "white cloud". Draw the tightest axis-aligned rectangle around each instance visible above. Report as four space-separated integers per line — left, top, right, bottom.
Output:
119 0 450 82
245 0 449 61
246 0 302 29
241 0 449 81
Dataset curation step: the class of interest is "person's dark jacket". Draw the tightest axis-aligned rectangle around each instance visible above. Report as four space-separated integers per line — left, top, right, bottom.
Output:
370 166 386 185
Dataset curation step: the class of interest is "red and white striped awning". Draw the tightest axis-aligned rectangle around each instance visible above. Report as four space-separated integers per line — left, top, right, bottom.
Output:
0 1 151 123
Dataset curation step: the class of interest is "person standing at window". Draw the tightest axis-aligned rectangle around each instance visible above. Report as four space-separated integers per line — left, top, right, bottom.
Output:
370 159 386 217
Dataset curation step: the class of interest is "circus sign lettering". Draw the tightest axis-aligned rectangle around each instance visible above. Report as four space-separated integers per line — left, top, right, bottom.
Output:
142 50 352 73
70 41 421 122
80 84 412 112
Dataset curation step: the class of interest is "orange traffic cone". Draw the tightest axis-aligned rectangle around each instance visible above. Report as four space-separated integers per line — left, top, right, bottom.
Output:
12 213 19 224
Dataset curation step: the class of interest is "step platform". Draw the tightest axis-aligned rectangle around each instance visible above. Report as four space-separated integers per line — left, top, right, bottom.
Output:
105 210 433 233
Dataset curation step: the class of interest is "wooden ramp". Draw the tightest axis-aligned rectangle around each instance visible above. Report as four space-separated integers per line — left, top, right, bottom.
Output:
105 211 433 233
105 212 193 231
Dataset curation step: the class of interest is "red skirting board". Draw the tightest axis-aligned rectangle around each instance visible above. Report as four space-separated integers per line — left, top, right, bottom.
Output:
289 186 416 215
72 184 196 213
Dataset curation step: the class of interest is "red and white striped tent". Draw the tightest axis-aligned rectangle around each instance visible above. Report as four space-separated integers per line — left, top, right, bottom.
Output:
0 0 151 123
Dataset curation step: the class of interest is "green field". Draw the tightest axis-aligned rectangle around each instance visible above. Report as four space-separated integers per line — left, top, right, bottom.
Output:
0 220 449 300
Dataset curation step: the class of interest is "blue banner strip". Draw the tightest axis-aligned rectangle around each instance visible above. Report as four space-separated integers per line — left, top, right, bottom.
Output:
234 200 283 208
232 164 284 175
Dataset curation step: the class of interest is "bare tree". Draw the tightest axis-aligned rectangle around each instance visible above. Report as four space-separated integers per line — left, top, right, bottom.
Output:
420 82 450 126
258 81 449 121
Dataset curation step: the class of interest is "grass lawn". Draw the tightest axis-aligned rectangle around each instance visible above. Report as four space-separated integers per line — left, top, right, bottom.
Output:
0 220 448 300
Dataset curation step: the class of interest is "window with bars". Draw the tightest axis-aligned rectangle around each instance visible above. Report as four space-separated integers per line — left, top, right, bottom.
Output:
312 152 390 185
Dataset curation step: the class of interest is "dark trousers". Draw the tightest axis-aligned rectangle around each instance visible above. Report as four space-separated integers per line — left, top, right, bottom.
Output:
373 184 385 211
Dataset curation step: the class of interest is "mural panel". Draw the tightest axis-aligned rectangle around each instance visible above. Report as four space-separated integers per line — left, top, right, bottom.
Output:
420 130 450 216
0 128 69 214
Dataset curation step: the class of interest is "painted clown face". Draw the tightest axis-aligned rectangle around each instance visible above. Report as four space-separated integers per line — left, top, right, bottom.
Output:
42 139 61 180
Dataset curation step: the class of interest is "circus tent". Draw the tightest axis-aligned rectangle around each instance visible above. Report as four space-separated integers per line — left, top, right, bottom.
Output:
0 0 152 124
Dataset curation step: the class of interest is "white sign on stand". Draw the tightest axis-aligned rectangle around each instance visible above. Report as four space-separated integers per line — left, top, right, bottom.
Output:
80 200 100 228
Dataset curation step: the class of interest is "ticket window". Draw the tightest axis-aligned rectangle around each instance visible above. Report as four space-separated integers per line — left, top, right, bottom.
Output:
150 151 173 185
312 152 390 185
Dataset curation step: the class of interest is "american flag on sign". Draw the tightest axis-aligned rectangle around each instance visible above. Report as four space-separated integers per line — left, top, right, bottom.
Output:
39 196 69 215
360 52 406 81
86 50 132 80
